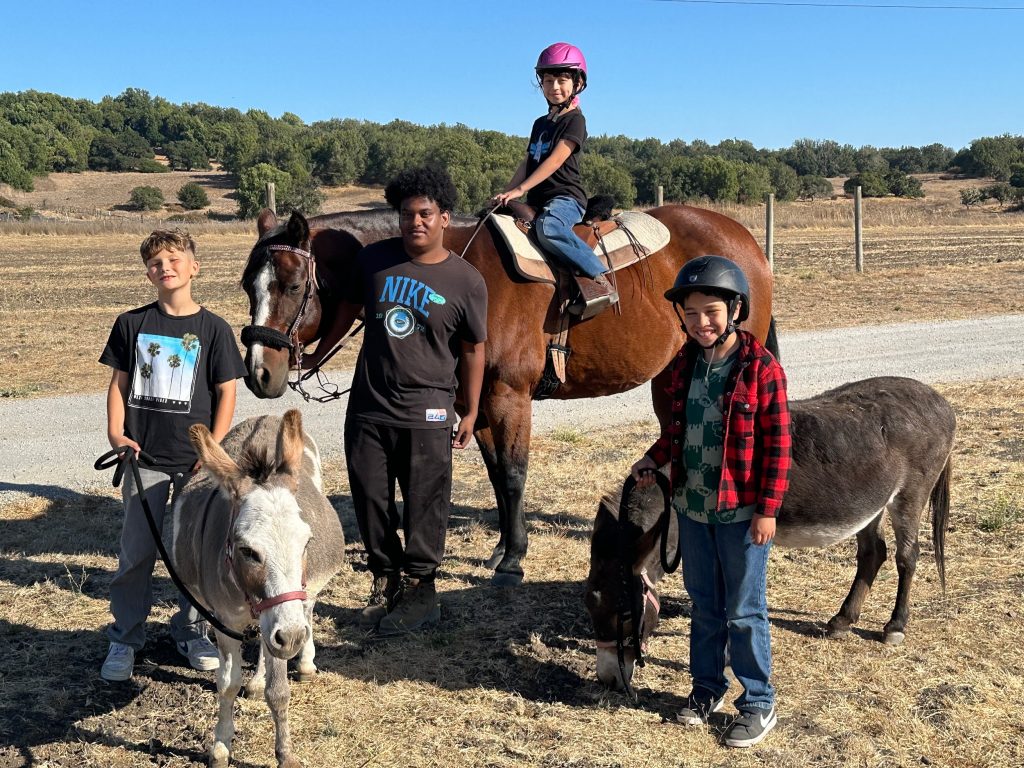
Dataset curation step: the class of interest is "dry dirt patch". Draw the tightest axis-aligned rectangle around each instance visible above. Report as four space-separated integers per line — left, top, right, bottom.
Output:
0 379 1021 767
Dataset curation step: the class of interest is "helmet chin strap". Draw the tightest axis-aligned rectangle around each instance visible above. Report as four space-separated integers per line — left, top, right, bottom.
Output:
673 297 741 350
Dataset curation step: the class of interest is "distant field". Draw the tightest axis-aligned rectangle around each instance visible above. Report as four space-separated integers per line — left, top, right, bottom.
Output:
0 172 1021 398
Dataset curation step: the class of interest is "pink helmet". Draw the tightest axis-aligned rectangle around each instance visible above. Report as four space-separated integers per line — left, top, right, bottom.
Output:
535 42 588 88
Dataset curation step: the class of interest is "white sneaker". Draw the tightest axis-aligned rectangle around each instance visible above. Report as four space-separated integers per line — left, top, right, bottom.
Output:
100 642 135 681
176 636 220 671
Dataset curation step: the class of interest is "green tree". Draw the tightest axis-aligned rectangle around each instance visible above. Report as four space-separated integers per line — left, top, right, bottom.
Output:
735 162 772 204
959 188 983 207
797 175 834 201
165 140 210 171
177 182 209 209
843 171 889 197
129 185 164 211
236 163 323 219
884 169 924 198
768 161 799 202
581 153 636 208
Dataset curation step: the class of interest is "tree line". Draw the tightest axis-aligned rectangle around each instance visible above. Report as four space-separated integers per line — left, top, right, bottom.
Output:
2 88 1023 216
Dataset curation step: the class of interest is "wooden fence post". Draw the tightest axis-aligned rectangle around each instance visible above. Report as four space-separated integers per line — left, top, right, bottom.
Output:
656 185 664 207
265 182 277 216
765 193 774 272
854 185 863 272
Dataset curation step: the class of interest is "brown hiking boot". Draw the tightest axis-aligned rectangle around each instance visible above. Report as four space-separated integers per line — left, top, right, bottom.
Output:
376 576 441 636
359 573 399 628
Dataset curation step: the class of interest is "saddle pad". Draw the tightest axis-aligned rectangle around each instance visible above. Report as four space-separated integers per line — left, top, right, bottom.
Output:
489 211 670 285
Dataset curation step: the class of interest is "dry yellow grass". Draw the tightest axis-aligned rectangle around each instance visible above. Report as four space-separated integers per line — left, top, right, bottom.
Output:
1 379 1021 767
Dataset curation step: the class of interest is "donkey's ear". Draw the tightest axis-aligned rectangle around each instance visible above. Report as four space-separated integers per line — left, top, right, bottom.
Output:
189 424 245 497
257 209 278 236
286 210 310 246
275 409 305 489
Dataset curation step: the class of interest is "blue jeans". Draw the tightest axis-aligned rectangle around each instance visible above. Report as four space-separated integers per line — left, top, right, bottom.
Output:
534 196 608 279
678 513 775 712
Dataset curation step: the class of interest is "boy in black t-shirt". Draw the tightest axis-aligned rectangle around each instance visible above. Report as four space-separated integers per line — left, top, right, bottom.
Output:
98 230 246 681
345 167 487 635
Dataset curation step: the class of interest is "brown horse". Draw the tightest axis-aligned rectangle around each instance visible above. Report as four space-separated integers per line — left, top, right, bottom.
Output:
240 206 775 585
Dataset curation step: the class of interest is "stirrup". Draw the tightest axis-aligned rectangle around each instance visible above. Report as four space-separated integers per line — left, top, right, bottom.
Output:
569 275 618 320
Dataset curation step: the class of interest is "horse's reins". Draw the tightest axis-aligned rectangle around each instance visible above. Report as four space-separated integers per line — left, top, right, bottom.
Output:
460 203 500 258
594 472 679 700
95 447 309 640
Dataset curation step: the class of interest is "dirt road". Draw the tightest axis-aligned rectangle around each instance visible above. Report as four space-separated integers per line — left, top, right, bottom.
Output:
3 314 1021 496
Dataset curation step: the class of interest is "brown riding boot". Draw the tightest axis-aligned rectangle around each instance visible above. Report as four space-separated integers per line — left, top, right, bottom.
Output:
359 572 400 628
593 274 619 304
376 576 441 636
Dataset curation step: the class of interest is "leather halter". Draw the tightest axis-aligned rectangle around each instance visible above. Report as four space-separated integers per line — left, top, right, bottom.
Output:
224 499 308 620
240 242 318 356
595 569 660 653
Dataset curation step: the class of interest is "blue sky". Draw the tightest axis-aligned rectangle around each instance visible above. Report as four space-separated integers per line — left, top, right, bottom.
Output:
3 0 1021 151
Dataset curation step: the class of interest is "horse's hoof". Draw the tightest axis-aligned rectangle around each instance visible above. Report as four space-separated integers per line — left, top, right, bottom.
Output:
209 742 230 768
490 571 523 588
883 630 906 646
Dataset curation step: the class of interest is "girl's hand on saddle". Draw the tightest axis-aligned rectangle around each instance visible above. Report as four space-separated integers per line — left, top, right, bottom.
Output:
750 513 776 546
452 415 476 450
630 456 658 489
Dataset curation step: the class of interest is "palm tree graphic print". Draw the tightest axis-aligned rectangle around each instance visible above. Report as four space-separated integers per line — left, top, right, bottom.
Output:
129 332 202 413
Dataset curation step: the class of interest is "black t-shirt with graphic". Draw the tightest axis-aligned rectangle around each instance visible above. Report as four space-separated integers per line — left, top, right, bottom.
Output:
99 303 246 472
525 108 587 209
345 238 488 429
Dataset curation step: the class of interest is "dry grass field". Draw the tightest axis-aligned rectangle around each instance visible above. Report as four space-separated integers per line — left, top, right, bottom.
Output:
0 377 1021 768
1 171 1022 767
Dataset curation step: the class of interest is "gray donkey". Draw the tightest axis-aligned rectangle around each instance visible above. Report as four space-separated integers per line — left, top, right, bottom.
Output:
171 409 345 768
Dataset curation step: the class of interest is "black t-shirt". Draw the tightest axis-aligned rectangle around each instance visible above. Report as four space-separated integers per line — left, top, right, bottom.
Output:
345 238 488 429
99 303 247 472
525 108 587 208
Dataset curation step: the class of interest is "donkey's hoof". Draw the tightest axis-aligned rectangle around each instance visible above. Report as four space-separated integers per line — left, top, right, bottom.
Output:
491 571 523 588
209 742 230 768
294 668 316 683
825 617 852 639
883 630 906 646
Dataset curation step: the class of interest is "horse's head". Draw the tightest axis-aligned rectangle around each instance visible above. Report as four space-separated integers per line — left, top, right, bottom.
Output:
189 410 313 659
584 476 676 693
240 210 324 398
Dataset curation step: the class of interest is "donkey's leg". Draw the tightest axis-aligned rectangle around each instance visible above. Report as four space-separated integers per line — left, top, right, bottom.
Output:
264 645 299 768
486 386 533 587
827 512 887 638
882 489 927 645
474 425 509 570
209 633 244 768
294 600 317 682
243 640 266 699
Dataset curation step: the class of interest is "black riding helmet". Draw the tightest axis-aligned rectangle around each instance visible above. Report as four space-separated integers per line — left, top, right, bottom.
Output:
665 255 750 347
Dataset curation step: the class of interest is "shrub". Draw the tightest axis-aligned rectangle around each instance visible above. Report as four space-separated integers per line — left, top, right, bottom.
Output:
17 206 34 221
128 185 164 211
980 183 1014 205
0 194 16 208
797 175 834 201
843 171 889 197
884 169 924 198
137 158 171 173
959 188 983 207
177 182 210 210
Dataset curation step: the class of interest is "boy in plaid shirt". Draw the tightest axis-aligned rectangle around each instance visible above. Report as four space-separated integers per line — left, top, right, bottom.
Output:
631 255 791 748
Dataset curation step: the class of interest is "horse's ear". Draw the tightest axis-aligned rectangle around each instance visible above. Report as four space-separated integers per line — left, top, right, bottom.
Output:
286 210 310 246
275 409 305 489
257 209 278 236
189 424 245 498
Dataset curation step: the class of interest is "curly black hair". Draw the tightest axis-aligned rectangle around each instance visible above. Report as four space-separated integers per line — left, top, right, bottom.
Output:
384 165 458 213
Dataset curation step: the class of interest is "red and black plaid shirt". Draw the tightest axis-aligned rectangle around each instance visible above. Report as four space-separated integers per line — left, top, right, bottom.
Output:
645 330 792 518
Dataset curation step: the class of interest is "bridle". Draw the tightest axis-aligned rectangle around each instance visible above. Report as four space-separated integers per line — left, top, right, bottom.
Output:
241 240 364 402
594 472 679 700
223 498 308 620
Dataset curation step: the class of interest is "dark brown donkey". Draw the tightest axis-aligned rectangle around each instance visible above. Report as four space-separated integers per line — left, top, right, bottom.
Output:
585 377 955 691
240 206 774 585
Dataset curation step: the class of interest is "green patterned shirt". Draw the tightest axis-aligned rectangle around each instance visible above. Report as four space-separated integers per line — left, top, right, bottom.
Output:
672 351 756 525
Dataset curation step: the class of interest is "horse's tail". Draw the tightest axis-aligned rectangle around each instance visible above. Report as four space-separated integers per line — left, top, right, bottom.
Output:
765 316 781 361
930 452 952 593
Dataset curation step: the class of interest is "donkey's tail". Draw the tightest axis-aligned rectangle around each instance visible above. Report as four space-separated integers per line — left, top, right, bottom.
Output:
930 453 952 593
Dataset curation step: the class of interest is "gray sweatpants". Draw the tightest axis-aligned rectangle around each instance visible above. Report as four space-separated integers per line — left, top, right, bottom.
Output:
106 465 208 650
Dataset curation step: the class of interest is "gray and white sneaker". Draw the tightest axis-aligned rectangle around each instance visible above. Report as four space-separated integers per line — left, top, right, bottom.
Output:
100 641 135 681
724 706 777 747
675 688 726 725
176 636 220 671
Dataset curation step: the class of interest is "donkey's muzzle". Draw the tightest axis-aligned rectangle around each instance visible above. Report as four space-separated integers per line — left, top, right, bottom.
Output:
241 324 293 351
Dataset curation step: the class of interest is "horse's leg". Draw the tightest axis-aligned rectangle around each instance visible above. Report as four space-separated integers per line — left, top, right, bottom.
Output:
485 387 533 587
295 599 317 682
243 640 266 699
826 512 887 639
474 425 509 569
264 645 299 768
882 490 927 645
209 632 243 768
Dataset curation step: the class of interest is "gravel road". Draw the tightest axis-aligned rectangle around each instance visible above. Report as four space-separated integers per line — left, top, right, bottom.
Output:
3 314 1022 498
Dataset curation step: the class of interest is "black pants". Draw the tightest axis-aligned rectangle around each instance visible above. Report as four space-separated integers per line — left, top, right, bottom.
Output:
344 418 453 579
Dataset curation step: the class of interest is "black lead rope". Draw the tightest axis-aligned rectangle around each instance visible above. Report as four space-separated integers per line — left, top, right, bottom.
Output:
94 446 245 641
